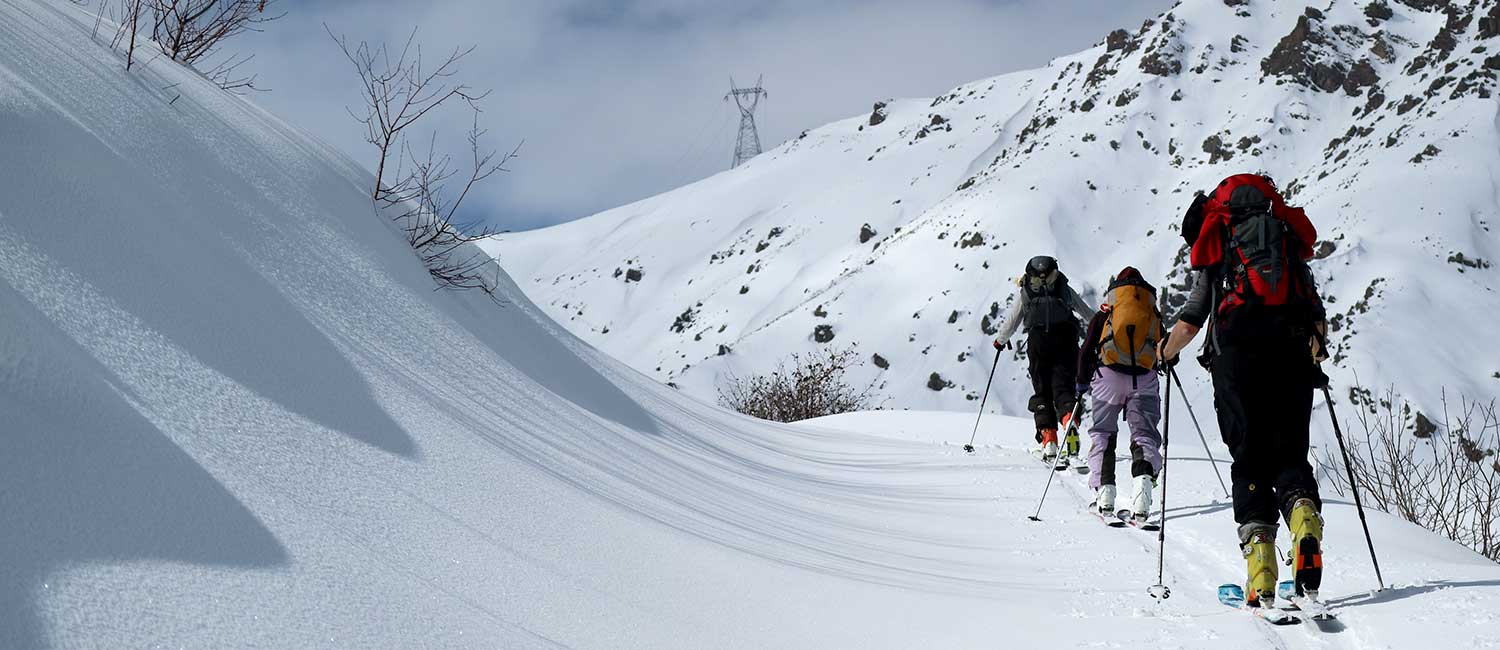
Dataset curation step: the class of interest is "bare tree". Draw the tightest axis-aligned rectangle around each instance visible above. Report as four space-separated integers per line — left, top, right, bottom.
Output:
718 348 880 422
110 0 146 70
327 26 487 203
329 25 517 294
147 0 283 65
1321 386 1500 562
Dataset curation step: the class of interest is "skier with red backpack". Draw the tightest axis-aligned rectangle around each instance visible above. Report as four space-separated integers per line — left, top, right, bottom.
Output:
993 255 1097 459
1076 267 1167 524
1158 173 1328 611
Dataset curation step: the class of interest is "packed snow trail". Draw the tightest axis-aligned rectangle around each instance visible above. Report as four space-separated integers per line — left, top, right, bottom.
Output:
2 1 1499 648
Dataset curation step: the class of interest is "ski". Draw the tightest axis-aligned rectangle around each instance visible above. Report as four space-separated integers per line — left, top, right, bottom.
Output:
1087 502 1128 528
1069 455 1088 474
1030 448 1069 471
1277 581 1337 621
1217 584 1300 625
1116 509 1161 531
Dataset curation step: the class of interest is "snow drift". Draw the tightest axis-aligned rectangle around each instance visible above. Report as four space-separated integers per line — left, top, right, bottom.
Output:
3 1 1499 649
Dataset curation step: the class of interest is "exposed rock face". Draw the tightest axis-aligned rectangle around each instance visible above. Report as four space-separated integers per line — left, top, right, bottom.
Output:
927 372 953 391
860 223 878 243
868 101 888 127
1365 1 1394 24
1262 9 1374 94
813 324 835 343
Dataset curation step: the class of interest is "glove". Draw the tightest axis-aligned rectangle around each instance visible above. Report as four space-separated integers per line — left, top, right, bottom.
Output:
993 339 1012 351
1075 383 1090 395
1311 365 1330 390
1310 321 1330 362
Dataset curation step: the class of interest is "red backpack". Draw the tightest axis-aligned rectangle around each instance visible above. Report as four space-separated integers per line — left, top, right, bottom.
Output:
1186 174 1317 313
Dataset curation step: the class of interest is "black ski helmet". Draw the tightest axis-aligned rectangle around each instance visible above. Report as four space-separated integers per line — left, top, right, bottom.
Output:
1025 255 1058 277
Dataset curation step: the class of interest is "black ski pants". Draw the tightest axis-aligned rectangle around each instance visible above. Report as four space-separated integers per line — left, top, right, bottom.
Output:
1026 324 1079 435
1211 340 1322 527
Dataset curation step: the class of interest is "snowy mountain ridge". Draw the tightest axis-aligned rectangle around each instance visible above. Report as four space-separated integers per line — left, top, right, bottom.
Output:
487 0 1500 421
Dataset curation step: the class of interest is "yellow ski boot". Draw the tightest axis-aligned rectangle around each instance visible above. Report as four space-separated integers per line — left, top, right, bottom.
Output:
1288 498 1324 597
1242 526 1279 608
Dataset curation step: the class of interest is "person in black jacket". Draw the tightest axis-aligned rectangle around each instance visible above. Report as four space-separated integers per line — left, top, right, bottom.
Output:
993 255 1096 458
1159 173 1329 609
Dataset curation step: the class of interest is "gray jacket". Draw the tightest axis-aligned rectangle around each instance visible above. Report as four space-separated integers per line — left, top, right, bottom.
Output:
996 284 1095 342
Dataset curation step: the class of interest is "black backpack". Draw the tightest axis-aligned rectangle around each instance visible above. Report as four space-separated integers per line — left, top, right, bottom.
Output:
1021 256 1074 331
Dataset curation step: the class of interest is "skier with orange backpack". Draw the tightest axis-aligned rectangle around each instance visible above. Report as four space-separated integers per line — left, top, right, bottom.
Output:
1076 267 1166 524
1159 173 1329 611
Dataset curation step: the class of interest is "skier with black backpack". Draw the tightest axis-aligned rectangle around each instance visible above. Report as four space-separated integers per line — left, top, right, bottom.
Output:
1076 267 1167 524
993 255 1097 460
1158 173 1329 611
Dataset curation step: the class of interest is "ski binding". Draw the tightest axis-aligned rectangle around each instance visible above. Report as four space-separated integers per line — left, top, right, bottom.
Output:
1218 584 1300 625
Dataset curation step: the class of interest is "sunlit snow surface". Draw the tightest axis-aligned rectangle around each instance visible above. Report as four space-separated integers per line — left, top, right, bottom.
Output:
1 1 1498 648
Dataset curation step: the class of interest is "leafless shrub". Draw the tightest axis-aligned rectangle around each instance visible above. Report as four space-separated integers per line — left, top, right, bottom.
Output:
147 0 282 66
329 26 516 294
101 0 274 92
327 26 487 204
718 347 879 422
109 0 146 70
1321 386 1500 562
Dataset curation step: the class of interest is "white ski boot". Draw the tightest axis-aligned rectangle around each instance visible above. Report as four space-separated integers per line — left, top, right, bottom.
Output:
1131 474 1155 520
1040 441 1059 460
1096 485 1117 513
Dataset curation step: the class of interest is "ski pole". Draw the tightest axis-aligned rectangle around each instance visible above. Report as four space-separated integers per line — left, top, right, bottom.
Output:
1322 384 1386 590
964 350 1003 453
1149 365 1172 600
1168 367 1230 499
1027 399 1087 522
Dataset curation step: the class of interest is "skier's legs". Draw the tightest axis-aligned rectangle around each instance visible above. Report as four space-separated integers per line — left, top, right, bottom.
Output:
1270 353 1321 517
1051 327 1080 422
1028 333 1058 434
1123 374 1163 478
1213 347 1280 526
1088 393 1123 489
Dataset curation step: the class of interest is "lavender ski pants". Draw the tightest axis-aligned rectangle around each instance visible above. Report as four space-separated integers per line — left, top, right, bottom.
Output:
1086 367 1163 489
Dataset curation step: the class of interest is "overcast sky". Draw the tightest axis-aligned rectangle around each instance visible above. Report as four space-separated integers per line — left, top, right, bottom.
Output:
238 0 1173 232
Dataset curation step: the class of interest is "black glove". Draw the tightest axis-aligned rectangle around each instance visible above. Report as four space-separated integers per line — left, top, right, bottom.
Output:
1311 365 1330 390
993 339 1012 351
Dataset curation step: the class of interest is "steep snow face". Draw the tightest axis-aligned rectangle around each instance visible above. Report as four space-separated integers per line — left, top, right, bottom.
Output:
487 0 1500 421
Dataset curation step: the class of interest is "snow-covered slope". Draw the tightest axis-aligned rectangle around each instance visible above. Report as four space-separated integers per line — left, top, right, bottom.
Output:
5 1 1500 649
487 0 1500 421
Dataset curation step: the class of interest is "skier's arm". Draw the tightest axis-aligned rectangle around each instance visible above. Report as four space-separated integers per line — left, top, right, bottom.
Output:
1161 320 1201 363
1076 309 1108 384
1161 269 1214 362
1174 269 1215 329
1067 285 1097 322
994 292 1028 344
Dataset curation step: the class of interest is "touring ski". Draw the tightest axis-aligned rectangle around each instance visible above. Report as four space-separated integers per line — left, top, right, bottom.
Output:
1217 584 1300 625
1087 503 1128 528
1277 581 1337 621
1116 509 1161 531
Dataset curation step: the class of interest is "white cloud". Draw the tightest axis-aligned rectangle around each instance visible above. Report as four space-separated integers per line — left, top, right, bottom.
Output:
239 0 1173 230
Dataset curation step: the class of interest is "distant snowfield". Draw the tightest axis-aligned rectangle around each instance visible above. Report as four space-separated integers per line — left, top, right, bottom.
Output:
2 1 1498 649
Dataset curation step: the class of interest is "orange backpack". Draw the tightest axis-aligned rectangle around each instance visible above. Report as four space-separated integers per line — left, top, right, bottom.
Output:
1098 268 1161 371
